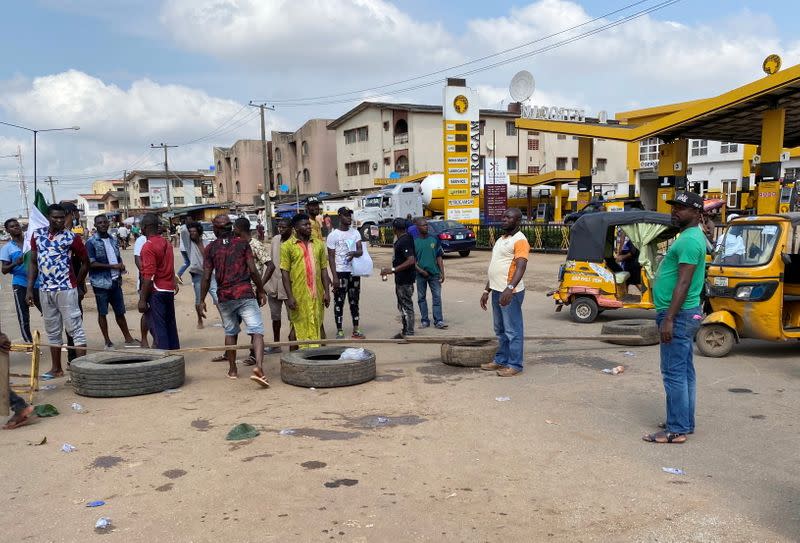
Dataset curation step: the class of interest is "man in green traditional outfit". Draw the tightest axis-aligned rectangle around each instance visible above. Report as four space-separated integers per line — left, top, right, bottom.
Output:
280 213 330 349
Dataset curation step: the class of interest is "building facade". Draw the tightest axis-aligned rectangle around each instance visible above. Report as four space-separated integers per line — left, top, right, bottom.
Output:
327 101 627 193
271 119 337 197
213 139 270 206
77 192 120 226
126 170 216 210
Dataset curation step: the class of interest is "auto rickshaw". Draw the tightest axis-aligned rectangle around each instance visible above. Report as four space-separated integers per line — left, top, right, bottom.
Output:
551 211 679 323
696 213 800 357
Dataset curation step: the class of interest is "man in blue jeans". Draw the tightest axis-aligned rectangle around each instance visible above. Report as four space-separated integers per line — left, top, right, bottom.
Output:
644 191 707 444
479 208 529 377
413 218 447 329
87 215 138 349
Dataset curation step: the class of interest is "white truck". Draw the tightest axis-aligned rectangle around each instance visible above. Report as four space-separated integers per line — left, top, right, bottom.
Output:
353 182 424 240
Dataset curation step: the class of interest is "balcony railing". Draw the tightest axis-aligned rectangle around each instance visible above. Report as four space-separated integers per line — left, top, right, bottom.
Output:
393 133 409 145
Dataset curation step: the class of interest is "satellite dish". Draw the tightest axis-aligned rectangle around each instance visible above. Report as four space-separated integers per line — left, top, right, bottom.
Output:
509 70 535 102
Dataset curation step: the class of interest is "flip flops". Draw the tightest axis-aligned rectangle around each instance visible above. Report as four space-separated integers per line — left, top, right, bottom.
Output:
249 373 270 388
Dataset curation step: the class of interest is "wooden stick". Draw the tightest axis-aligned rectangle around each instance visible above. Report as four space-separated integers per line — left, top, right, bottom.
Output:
35 334 643 355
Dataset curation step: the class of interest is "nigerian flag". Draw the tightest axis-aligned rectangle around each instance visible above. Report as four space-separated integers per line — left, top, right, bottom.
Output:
23 190 50 254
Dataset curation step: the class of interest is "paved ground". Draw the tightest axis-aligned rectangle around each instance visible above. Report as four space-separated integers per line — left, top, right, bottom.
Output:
1 244 798 542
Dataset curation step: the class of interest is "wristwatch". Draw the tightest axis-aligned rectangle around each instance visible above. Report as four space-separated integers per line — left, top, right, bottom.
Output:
391 267 396 273
506 284 515 291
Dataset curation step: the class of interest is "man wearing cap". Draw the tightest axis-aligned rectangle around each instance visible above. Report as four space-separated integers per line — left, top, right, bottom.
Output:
643 191 707 444
306 196 324 242
326 207 365 339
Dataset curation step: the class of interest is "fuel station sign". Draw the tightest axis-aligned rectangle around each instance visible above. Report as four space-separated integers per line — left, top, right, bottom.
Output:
443 81 480 222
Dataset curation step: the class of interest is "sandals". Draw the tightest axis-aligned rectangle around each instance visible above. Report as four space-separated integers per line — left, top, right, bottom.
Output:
211 354 227 362
642 431 687 444
242 355 257 366
658 422 694 435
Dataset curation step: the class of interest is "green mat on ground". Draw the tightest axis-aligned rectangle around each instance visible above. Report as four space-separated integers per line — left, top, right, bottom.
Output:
34 404 59 417
226 423 259 441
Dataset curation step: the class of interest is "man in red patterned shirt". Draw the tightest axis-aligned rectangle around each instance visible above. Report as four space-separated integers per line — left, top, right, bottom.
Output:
200 214 269 386
137 213 179 350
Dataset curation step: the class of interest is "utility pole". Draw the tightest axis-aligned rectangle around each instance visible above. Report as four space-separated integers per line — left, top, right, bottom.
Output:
45 176 58 203
151 143 178 211
249 101 275 238
17 147 28 218
123 169 129 219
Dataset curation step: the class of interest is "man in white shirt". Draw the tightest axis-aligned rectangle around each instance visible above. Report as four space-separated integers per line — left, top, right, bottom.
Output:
326 207 364 339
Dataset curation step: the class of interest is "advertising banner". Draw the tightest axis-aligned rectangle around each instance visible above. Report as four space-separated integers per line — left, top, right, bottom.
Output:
443 82 480 223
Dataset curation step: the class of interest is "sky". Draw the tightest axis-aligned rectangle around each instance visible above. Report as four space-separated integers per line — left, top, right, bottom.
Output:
1 0 798 217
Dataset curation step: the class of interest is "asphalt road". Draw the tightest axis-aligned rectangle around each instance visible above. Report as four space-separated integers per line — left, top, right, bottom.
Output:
0 243 797 542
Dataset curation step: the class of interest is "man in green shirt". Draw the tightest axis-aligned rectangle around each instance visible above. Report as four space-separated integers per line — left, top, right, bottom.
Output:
644 191 706 445
413 218 446 329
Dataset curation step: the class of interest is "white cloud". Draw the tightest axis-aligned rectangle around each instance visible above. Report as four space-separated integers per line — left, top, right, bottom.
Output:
0 70 284 217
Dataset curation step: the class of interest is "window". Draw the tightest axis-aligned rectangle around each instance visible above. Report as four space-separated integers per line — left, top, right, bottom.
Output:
173 196 185 205
528 131 539 136
688 180 708 196
479 155 485 171
690 139 708 156
527 138 540 151
596 158 607 172
195 197 203 204
275 148 282 163
97 203 105 210
557 134 566 140
393 119 409 144
395 155 409 174
345 161 370 176
639 137 661 163
276 173 283 185
301 141 309 156
571 158 579 170
572 136 579 140
507 156 518 171
528 166 540 174
303 169 310 183
383 156 390 166
479 120 485 136
721 142 738 153
505 121 517 136
234 157 239 171
556 157 568 170
722 179 738 208
383 121 390 131
172 179 183 188
235 181 240 194
344 126 368 144
216 160 222 173
218 183 224 196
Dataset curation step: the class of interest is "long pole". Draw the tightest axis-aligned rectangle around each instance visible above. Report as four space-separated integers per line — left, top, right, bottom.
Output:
249 102 275 238
33 130 37 195
46 176 57 202
123 169 128 218
151 143 178 211
18 147 28 218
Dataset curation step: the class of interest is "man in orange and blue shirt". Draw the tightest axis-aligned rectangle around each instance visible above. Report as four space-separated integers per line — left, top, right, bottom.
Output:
479 208 530 377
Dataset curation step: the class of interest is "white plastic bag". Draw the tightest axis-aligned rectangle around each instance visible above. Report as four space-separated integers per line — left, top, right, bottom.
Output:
339 348 371 360
351 243 373 277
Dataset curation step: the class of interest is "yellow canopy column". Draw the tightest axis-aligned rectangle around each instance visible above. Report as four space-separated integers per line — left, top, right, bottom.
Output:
655 138 688 213
755 108 786 214
576 137 594 208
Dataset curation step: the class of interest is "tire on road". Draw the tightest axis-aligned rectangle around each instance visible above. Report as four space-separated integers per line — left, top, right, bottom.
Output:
441 340 498 367
280 346 376 388
70 349 185 398
601 319 660 346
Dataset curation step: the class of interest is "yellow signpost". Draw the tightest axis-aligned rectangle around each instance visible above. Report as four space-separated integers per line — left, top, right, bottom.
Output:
443 79 480 223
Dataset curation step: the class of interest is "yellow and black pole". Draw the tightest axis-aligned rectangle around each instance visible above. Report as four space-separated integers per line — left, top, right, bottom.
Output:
755 108 786 214
655 138 688 213
576 137 594 209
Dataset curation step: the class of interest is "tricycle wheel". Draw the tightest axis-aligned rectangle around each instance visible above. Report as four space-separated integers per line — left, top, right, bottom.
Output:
569 296 599 323
696 324 735 358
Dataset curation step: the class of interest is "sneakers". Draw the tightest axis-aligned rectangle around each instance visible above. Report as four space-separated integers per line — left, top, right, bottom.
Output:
336 330 345 339
419 321 430 329
434 322 448 329
352 329 366 339
103 341 114 351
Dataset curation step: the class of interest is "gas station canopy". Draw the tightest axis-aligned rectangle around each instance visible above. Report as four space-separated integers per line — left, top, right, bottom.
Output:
516 62 800 147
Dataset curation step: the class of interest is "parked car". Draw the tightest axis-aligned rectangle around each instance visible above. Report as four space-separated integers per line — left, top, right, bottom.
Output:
426 220 476 257
200 222 215 245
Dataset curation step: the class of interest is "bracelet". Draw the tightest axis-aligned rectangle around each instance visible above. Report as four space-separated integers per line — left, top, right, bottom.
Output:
391 267 395 273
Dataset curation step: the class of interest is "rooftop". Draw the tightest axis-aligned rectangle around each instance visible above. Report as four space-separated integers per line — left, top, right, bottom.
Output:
327 101 530 129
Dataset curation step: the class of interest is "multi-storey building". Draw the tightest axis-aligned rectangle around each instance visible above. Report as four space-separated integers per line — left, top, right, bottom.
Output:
77 192 120 226
327 101 626 193
126 170 216 210
271 119 338 196
213 139 271 206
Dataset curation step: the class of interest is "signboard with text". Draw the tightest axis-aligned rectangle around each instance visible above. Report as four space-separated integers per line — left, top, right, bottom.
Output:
485 184 508 222
443 83 480 223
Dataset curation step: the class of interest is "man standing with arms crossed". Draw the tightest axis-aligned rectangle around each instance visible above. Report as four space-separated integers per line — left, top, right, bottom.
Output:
87 215 138 349
413 217 447 329
327 207 365 339
137 214 179 350
479 208 529 377
201 214 269 386
27 204 89 378
643 191 706 444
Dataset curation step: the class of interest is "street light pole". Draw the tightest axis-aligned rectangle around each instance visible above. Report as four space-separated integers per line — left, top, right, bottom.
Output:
0 121 79 194
249 101 275 238
151 143 178 212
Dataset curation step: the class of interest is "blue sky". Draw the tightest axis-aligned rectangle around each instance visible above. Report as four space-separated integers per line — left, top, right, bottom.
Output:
0 0 798 216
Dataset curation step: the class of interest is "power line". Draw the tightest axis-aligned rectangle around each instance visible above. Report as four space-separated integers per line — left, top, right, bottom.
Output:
259 0 656 105
261 0 680 107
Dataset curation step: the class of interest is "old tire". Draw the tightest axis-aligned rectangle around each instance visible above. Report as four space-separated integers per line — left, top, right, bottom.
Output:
280 346 376 388
696 324 735 358
441 340 498 367
70 349 185 398
458 250 471 257
570 296 599 323
601 319 660 346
